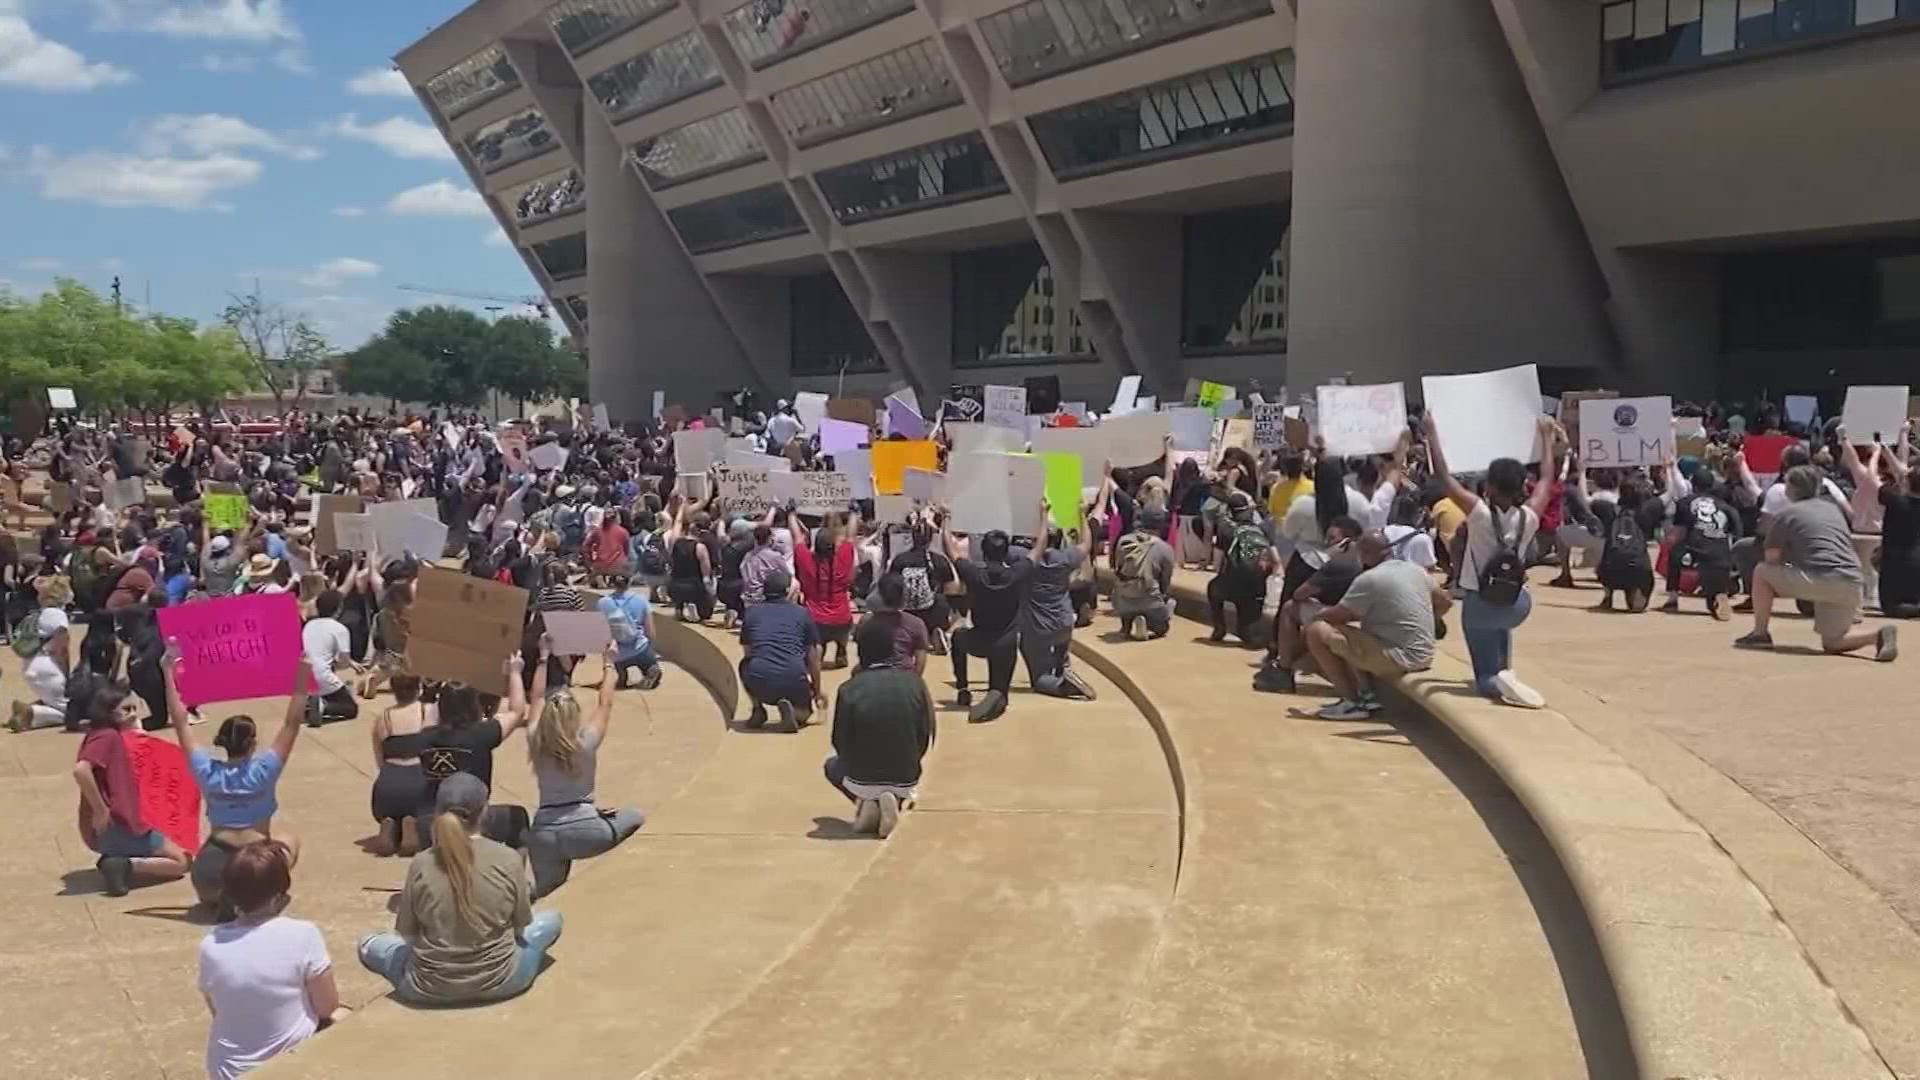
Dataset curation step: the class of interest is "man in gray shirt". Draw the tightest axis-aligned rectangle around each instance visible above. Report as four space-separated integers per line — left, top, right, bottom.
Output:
1737 465 1897 660
1305 531 1449 720
1018 498 1097 700
1111 507 1177 639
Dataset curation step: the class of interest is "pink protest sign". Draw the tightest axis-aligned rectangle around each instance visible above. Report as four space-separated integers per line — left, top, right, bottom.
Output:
156 593 304 707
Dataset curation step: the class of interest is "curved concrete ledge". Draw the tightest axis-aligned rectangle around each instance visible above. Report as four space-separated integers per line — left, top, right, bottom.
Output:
1067 640 1191 879
648 611 741 720
1146 570 1891 1079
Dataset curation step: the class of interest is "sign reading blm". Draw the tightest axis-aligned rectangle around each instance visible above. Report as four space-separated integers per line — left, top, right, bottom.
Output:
1579 395 1672 468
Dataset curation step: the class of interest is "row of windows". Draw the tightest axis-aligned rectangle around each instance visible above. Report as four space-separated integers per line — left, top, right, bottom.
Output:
1028 51 1295 178
464 107 559 174
813 133 1007 224
667 183 810 253
426 45 520 119
767 39 959 148
532 233 589 280
1602 0 1920 79
632 107 766 186
548 0 676 56
587 30 722 122
501 166 586 223
978 0 1272 87
720 0 915 69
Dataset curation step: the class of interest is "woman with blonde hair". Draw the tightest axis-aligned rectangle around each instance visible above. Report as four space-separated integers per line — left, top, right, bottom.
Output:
358 772 562 1005
524 642 645 897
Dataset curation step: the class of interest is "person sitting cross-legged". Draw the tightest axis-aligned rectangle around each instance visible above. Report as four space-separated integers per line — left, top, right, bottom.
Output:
1302 530 1449 719
824 619 936 839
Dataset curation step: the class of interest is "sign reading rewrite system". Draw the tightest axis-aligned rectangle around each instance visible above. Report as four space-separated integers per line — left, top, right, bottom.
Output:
155 593 304 708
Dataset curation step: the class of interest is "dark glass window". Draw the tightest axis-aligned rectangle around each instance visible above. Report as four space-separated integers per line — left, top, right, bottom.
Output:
427 46 520 118
630 108 765 187
1723 241 1920 349
533 233 588 280
790 273 885 374
979 0 1271 86
720 0 916 69
548 0 676 56
463 107 558 174
1602 0 1920 82
1181 204 1289 353
1027 52 1293 179
814 134 1007 224
667 184 809 253
950 244 1096 367
586 32 722 121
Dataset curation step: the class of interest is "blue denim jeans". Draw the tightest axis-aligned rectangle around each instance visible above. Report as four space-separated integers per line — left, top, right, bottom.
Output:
1460 589 1533 695
359 910 563 1006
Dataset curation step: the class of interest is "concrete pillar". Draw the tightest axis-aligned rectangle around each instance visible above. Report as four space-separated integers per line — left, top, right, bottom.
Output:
582 114 764 421
1284 0 1614 393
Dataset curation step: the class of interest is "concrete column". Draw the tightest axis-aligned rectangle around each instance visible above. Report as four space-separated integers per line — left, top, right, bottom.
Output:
1284 0 1614 392
582 113 764 421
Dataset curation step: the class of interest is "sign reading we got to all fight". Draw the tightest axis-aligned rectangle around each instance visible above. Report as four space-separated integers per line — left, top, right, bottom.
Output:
155 593 304 708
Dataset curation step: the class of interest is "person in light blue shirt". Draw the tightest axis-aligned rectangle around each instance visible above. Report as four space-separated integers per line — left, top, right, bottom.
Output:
162 557 194 606
162 642 311 919
598 575 663 690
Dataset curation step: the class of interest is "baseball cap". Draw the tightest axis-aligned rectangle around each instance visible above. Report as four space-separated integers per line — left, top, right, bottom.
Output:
209 536 232 555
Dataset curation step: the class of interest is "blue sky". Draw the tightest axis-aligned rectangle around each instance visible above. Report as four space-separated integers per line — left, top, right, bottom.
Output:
0 0 549 349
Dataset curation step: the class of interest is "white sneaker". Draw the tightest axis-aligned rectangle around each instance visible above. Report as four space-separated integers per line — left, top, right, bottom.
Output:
852 798 880 834
875 792 901 839
1492 670 1546 709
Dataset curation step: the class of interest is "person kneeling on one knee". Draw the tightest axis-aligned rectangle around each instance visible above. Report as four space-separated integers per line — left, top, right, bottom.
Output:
824 620 935 839
1735 465 1898 662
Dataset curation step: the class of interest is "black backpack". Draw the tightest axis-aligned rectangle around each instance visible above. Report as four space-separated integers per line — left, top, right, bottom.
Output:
1477 506 1528 607
1601 510 1651 578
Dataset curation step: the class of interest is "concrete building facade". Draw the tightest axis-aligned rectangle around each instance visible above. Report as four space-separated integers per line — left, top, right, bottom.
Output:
397 0 1920 421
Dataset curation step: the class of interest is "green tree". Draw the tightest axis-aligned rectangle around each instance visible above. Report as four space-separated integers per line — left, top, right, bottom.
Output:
221 288 332 414
340 336 438 405
482 314 582 406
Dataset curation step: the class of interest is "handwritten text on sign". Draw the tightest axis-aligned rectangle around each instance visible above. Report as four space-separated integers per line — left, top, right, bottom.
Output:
155 592 303 707
1315 382 1407 457
1578 395 1673 468
716 467 774 507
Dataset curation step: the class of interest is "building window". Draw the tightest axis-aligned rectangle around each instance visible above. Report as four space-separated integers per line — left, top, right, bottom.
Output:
766 40 959 147
1027 51 1294 180
586 32 722 122
1724 241 1920 350
813 133 1008 224
720 0 916 69
950 244 1098 367
548 0 677 57
791 272 885 374
667 184 809 253
979 0 1271 86
1181 203 1289 353
463 107 558 174
1601 0 1920 82
426 46 520 118
630 108 765 187
533 233 589 280
501 167 586 224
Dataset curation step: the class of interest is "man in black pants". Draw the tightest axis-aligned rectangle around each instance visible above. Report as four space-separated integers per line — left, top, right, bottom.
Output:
949 529 1031 723
1206 491 1276 647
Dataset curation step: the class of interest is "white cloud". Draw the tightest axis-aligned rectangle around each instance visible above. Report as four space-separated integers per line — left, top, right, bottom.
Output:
194 53 254 73
483 228 514 249
93 1 298 43
20 256 63 271
387 179 489 219
20 145 261 210
323 113 451 161
287 294 393 350
331 206 365 218
346 66 410 98
292 257 380 289
269 45 307 75
0 13 135 92
137 112 321 161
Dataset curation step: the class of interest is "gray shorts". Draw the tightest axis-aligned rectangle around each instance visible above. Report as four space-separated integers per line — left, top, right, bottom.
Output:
1756 562 1862 641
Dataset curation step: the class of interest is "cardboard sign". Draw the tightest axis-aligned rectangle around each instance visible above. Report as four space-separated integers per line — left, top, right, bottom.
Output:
948 452 1046 536
946 421 1024 456
1841 385 1909 444
872 440 939 495
1557 390 1617 456
156 592 304 708
834 448 875 499
1316 382 1408 457
529 442 569 472
716 466 775 507
786 471 853 514
1214 418 1255 458
673 428 726 471
125 732 201 856
1165 407 1214 452
1030 427 1108 488
826 398 874 424
542 610 612 658
499 429 530 474
984 385 1028 431
332 513 377 553
820 418 869 454
407 567 529 696
1422 364 1545 473
105 476 146 510
313 494 365 554
48 386 77 410
1111 375 1142 415
1741 434 1797 475
204 493 250 531
1103 413 1171 468
1040 453 1084 530
1578 395 1673 468
1252 403 1286 449
902 468 942 504
377 512 449 561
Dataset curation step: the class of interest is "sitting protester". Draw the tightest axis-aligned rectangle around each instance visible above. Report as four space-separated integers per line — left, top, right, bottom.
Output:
9 605 71 732
824 620 936 839
1256 516 1364 693
369 675 430 857
1735 465 1897 661
74 686 193 895
1302 530 1449 719
524 643 646 898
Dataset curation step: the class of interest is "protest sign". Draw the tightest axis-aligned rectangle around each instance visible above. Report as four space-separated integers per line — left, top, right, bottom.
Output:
716 467 775 507
204 493 250 532
592 403 611 432
652 390 666 418
793 391 828 432
1315 382 1407 457
821 418 869 454
1841 385 1909 443
948 452 1045 536
156 592 303 708
945 385 986 422
1578 396 1673 468
1742 433 1796 475
529 442 569 472
1215 418 1255 456
369 498 437 530
1031 426 1109 488
1557 390 1617 455
1784 395 1818 428
48 387 77 410
874 494 914 525
332 513 377 554
1252 403 1286 449
1166 407 1214 452
872 440 939 494
985 385 1028 430
679 472 709 500
105 476 145 510
886 395 929 439
888 386 921 415
834 448 875 499
499 428 530 474
777 471 853 514
1060 402 1088 423
673 428 727 471
378 513 449 562
1025 374 1062 415
125 732 200 856
903 468 943 504
407 567 529 696
947 421 1025 456
1111 375 1142 415
542 611 612 658
1102 412 1171 467
1421 364 1545 473
726 449 790 472
1196 381 1234 414
1040 453 1084 530
827 398 874 424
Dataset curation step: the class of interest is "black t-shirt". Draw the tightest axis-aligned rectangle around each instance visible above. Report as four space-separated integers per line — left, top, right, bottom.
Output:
1882 488 1920 562
1673 494 1740 561
955 557 1033 635
417 718 504 798
1304 551 1362 605
887 547 955 609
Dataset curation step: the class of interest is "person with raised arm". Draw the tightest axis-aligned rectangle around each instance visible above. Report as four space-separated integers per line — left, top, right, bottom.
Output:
524 642 647 897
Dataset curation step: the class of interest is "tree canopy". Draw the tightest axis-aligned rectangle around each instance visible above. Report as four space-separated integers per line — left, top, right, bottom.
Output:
342 305 584 406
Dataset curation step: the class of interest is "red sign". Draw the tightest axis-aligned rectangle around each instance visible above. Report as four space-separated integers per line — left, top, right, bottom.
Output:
1743 434 1797 475
127 732 201 856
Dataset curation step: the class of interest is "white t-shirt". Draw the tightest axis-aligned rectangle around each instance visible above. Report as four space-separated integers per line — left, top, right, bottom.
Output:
301 617 352 695
199 915 330 1080
1761 478 1849 519
1383 524 1437 570
1459 501 1539 593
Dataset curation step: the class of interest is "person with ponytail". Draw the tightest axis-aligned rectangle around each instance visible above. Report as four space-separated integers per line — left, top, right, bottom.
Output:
524 642 646 897
359 773 563 1005
164 642 309 918
789 508 856 669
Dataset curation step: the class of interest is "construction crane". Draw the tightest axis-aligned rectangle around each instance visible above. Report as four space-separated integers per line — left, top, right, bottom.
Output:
397 284 551 319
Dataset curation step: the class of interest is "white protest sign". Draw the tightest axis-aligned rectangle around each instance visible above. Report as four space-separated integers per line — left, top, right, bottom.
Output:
1110 375 1142 415
716 467 775 507
902 468 943 504
651 390 665 418
1252 403 1286 449
794 391 829 433
332 513 377 553
984 385 1028 431
1578 395 1673 468
1030 426 1110 488
874 494 914 526
673 428 726 471
948 452 1045 536
1841 385 1909 443
592 403 611 432
788 471 853 514
542 611 612 658
104 476 146 510
1315 382 1407 457
47 387 77 410
1784 395 1818 428
378 512 448 561
529 442 568 472
1165 407 1214 452
443 421 464 451
499 428 530 474
946 421 1025 456
1420 364 1544 473
1102 413 1171 467
678 472 709 500
834 448 875 499
726 449 789 472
